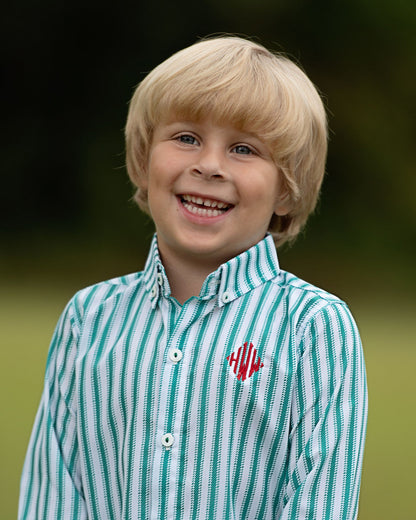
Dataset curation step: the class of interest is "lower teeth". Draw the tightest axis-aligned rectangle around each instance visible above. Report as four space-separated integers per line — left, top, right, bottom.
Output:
182 201 225 217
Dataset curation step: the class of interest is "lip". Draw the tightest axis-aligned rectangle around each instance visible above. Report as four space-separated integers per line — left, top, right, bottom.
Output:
176 194 234 224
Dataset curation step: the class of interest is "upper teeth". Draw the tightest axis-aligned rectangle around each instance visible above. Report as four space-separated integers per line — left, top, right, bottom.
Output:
182 194 229 209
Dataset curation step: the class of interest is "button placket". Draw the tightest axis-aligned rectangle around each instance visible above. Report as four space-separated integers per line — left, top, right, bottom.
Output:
154 299 204 476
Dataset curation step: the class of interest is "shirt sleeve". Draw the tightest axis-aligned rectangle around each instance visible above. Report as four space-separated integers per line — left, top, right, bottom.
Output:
279 302 368 520
19 299 88 520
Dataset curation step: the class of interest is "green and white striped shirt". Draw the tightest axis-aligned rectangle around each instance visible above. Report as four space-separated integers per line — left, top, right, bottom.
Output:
19 234 367 519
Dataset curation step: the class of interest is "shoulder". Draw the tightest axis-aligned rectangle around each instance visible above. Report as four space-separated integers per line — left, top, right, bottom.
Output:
65 271 145 328
42 271 148 386
273 269 358 343
276 268 345 308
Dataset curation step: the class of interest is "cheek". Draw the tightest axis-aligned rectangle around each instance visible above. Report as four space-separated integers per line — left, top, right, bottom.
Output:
148 153 181 188
147 162 167 194
146 165 178 217
241 175 277 205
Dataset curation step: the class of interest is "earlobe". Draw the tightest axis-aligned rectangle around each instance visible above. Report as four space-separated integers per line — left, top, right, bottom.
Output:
273 170 291 216
274 193 291 217
141 174 148 191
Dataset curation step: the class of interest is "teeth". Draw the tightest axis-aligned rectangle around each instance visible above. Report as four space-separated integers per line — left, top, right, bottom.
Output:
182 199 227 217
182 194 229 210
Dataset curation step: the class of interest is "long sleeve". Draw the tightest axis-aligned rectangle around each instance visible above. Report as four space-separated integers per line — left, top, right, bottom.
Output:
279 302 367 519
19 300 88 520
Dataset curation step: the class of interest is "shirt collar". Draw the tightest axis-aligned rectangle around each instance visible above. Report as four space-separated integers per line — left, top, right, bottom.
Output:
143 234 280 308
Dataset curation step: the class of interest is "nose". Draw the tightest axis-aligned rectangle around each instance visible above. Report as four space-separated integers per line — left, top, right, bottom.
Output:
191 146 225 180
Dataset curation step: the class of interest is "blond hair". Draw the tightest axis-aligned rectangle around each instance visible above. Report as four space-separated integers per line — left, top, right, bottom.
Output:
125 36 327 246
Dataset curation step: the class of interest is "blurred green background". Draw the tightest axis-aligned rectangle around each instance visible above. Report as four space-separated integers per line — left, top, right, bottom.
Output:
1 0 415 518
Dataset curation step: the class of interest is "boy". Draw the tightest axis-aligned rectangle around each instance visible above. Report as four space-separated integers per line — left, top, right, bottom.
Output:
19 36 367 519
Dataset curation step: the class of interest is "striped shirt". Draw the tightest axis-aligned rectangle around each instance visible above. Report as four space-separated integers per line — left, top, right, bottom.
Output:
19 234 367 520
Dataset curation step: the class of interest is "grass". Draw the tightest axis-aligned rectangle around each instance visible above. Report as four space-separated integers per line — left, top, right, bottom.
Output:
1 282 415 520
354 303 416 520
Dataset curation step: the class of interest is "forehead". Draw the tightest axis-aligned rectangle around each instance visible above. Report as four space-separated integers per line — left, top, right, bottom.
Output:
159 112 250 131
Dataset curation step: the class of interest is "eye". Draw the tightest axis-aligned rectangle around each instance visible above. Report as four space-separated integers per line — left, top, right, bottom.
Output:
176 134 198 145
233 144 254 155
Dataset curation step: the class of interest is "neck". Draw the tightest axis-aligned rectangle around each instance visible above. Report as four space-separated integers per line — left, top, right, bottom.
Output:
158 249 220 305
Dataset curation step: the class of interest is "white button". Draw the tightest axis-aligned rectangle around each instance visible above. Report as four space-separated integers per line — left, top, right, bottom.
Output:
157 273 163 286
150 284 157 298
221 291 231 303
161 433 174 448
169 348 183 363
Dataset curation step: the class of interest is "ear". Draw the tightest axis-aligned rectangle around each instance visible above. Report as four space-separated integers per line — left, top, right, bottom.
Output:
138 160 149 190
140 171 149 191
273 192 291 217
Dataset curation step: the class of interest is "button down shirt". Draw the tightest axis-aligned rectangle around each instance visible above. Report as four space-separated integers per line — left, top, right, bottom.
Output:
19 234 367 520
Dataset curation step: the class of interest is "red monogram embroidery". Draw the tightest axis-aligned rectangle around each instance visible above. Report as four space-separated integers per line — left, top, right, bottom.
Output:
226 342 264 381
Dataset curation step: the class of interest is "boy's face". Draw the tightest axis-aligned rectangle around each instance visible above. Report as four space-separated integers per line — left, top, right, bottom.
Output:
145 117 289 271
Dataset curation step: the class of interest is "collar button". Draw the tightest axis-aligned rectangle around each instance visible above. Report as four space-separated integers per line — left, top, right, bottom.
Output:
221 291 231 304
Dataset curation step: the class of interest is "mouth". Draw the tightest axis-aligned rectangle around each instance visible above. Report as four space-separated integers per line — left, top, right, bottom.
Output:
179 194 233 217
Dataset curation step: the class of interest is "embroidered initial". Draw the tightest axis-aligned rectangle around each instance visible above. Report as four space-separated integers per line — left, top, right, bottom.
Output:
226 342 264 381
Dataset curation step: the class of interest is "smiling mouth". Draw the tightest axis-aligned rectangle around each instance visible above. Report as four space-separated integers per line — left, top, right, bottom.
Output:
180 194 233 217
